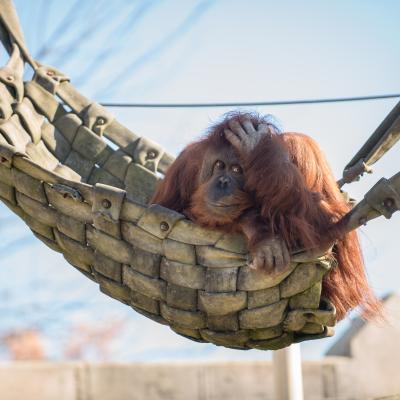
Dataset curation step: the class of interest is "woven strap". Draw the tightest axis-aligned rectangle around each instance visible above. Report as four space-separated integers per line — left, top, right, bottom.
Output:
0 0 342 350
339 99 400 187
0 0 36 68
0 72 337 349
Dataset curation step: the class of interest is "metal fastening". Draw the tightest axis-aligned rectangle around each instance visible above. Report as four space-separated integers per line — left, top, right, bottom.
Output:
383 198 395 208
359 217 367 226
97 117 105 126
147 150 157 159
160 221 169 231
102 199 111 209
6 75 14 82
52 183 83 202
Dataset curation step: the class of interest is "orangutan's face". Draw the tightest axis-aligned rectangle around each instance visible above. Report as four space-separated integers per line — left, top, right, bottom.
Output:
189 145 252 225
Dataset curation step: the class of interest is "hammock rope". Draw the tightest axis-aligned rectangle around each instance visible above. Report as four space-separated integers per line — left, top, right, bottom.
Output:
0 0 399 351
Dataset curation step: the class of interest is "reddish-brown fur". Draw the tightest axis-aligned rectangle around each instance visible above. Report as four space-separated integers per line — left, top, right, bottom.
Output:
151 112 382 320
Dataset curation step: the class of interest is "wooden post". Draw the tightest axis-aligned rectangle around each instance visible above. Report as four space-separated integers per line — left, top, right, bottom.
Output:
273 344 304 400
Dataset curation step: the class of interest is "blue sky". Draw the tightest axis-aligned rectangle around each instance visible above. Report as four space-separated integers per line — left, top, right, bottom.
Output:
0 0 399 361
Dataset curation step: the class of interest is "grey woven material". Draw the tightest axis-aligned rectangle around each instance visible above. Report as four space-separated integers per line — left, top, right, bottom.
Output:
0 1 346 351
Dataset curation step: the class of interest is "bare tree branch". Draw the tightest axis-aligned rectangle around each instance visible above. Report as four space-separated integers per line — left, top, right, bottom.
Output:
35 0 90 60
96 0 214 99
74 1 156 88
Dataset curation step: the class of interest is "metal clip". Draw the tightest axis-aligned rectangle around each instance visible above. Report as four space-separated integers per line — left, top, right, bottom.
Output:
51 183 83 202
338 159 373 188
364 177 400 219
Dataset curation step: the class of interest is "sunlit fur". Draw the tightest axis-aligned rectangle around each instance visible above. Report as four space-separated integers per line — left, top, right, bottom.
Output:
151 112 382 320
280 133 382 320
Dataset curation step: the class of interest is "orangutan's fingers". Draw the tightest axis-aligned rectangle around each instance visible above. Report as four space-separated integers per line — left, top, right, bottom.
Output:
250 236 292 273
257 123 270 135
243 120 257 135
224 129 242 149
273 245 284 270
282 242 291 266
269 125 279 134
228 120 248 140
250 253 264 270
263 249 274 271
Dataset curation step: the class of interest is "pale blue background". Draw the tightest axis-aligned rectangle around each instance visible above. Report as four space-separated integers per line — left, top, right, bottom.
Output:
0 0 399 361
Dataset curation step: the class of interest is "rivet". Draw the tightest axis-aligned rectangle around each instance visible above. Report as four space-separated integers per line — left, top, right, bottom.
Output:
102 199 111 209
383 198 394 208
97 117 105 125
147 150 157 159
359 217 367 226
6 75 14 81
46 70 55 76
160 221 169 231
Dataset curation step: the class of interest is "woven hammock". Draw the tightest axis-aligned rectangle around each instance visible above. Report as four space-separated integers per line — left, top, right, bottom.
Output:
0 1 399 351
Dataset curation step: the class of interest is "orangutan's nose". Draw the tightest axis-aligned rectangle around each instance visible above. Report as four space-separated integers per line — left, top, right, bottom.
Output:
218 176 231 188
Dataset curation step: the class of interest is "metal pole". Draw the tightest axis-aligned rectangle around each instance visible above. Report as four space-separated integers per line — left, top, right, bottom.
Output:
273 344 304 400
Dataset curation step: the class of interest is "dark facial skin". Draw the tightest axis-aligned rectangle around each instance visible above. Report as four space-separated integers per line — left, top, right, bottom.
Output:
189 145 252 226
202 147 244 210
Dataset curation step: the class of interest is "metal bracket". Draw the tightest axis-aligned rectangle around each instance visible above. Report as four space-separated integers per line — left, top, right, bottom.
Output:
51 183 83 202
92 183 126 222
0 141 21 168
34 63 70 94
364 177 400 219
81 103 115 137
338 159 372 187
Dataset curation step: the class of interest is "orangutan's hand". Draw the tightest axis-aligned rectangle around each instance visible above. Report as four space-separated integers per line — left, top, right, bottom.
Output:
249 236 291 273
224 119 271 155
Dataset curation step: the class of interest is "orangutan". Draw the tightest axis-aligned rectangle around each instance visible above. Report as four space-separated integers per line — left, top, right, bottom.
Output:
151 111 381 320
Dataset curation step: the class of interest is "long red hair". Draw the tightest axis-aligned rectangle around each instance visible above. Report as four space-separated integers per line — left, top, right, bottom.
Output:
152 113 382 321
280 133 382 320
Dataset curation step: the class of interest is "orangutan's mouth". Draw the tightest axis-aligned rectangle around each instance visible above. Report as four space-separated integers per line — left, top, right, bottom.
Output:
208 202 241 209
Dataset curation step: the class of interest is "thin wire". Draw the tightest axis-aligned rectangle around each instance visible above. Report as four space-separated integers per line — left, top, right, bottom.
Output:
99 93 400 108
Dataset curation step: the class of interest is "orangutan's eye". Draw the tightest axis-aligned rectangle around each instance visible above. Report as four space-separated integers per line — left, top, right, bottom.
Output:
215 160 225 170
231 164 242 174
